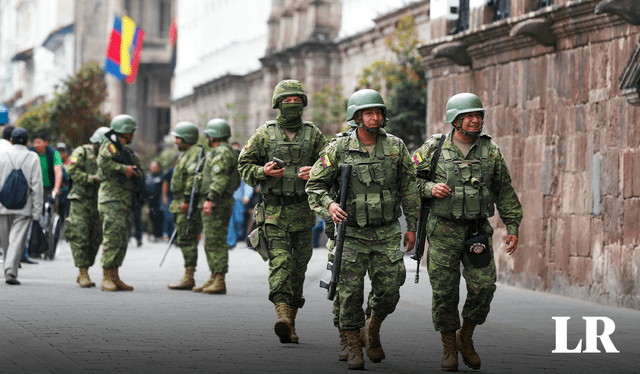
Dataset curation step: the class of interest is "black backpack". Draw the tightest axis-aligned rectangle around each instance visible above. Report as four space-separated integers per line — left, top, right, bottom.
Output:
0 153 30 210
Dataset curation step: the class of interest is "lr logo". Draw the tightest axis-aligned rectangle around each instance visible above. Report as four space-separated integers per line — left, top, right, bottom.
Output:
552 317 620 353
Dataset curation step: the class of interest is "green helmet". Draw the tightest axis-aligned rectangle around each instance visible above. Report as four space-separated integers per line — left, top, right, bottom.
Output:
110 114 137 134
170 121 199 144
445 93 485 124
346 89 387 128
271 79 307 109
204 118 231 138
90 126 110 144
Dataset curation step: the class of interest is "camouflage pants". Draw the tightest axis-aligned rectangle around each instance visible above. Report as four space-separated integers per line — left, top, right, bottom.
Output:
265 224 313 309
427 217 497 332
66 198 102 268
175 209 203 268
337 234 406 330
98 200 131 269
202 197 234 273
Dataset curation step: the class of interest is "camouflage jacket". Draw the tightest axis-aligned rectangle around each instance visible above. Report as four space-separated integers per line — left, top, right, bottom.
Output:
97 138 142 205
67 144 99 201
170 144 205 214
306 128 420 240
412 130 523 236
197 142 238 208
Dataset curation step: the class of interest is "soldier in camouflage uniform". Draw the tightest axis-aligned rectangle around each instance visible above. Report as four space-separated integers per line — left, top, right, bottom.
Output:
167 121 205 291
66 126 109 287
97 115 144 292
412 93 523 371
193 118 239 295
238 79 328 345
306 89 420 370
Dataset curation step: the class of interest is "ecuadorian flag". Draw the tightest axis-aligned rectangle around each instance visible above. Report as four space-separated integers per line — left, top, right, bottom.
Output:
321 155 331 168
413 152 423 165
105 15 145 84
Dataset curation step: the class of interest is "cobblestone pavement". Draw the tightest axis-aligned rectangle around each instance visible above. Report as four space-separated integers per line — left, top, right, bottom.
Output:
1 238 638 373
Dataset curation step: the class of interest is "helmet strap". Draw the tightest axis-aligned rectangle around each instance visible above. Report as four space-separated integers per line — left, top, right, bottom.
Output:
453 116 482 138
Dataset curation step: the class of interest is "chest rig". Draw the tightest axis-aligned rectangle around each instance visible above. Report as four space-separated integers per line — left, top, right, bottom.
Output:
430 136 495 221
262 121 313 202
337 132 401 228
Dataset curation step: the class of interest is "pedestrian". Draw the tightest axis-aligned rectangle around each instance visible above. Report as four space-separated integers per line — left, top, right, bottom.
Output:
0 128 43 285
167 121 205 291
65 127 109 287
1 125 14 152
227 179 253 248
55 142 71 221
238 79 328 344
306 89 420 370
97 115 144 291
194 118 240 294
145 161 164 242
161 156 177 241
412 92 523 371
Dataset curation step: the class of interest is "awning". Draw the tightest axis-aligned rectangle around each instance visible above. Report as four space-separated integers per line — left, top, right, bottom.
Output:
42 24 74 51
12 47 33 62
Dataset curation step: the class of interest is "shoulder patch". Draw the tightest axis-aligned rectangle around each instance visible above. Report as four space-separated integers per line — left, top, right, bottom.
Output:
413 152 423 165
108 144 117 154
321 154 331 168
69 157 77 164
244 139 251 150
213 165 220 173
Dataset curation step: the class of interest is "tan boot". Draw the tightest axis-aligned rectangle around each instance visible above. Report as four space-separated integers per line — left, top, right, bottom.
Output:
345 329 365 370
289 308 299 344
101 268 117 292
274 303 293 344
364 314 385 363
203 273 226 294
113 267 134 291
441 332 459 371
338 328 349 361
193 272 215 293
168 266 196 290
77 267 95 288
457 320 481 370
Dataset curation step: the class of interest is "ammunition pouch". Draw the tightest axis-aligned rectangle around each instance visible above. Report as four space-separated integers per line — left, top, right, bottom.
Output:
463 231 491 268
248 227 270 262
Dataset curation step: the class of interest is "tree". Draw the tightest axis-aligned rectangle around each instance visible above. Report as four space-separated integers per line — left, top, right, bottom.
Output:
311 84 348 138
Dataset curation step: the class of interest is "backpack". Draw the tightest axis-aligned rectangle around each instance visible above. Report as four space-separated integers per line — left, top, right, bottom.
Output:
226 147 241 195
0 153 30 210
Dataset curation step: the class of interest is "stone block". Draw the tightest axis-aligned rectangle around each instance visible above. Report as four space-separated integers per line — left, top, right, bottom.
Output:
601 148 619 197
634 151 640 197
623 151 634 198
602 196 624 245
623 198 640 246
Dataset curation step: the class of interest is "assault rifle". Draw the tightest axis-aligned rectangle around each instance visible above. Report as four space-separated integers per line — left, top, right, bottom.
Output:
104 129 148 207
159 229 178 267
319 163 352 301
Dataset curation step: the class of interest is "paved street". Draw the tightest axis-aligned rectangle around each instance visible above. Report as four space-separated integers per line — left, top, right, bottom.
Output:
1 238 639 374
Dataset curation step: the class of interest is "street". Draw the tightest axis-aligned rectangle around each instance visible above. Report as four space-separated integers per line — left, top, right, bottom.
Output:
1 238 639 374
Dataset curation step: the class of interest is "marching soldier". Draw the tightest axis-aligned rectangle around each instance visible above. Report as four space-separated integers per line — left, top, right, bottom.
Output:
238 79 328 344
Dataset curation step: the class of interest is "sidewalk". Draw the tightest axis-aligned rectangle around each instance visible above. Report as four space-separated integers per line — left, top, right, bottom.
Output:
1 239 638 373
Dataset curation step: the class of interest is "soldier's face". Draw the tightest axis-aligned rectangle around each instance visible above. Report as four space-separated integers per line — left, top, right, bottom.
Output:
175 137 189 151
359 108 383 128
33 138 47 155
460 112 483 133
282 96 303 104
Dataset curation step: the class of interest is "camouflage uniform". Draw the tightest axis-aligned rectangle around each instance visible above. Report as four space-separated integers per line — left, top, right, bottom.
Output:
306 128 420 330
170 144 205 267
97 139 143 269
413 130 523 332
66 144 102 268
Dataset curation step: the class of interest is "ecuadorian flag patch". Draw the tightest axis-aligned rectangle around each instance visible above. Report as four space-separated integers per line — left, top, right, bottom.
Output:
413 152 423 165
321 155 331 168
69 157 77 164
108 144 117 154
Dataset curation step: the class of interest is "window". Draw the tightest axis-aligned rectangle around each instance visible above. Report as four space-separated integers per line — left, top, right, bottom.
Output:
452 0 469 34
158 0 171 38
538 0 554 8
494 0 510 21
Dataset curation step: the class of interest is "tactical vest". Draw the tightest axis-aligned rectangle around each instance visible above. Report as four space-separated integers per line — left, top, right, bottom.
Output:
336 132 401 228
430 136 495 221
261 121 313 200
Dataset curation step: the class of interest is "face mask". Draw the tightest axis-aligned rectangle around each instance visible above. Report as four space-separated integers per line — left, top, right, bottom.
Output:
277 102 304 131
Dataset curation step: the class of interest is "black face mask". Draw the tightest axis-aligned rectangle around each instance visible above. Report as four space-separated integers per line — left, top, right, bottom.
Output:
277 102 304 131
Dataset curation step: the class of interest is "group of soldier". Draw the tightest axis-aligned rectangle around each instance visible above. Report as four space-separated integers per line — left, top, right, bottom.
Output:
65 79 523 372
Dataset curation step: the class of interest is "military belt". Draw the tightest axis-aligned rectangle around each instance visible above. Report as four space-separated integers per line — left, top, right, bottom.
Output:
262 194 308 206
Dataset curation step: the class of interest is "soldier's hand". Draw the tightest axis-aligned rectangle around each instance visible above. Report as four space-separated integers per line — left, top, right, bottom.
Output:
431 183 450 198
264 161 285 178
328 202 347 223
403 231 416 252
92 174 100 183
180 202 189 214
505 235 518 255
298 166 312 180
125 165 138 179
203 200 213 216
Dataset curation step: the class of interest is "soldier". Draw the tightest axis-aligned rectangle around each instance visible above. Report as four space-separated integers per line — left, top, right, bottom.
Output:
97 115 144 291
238 79 328 344
66 126 109 287
306 89 419 370
412 93 522 371
193 118 240 294
167 121 205 291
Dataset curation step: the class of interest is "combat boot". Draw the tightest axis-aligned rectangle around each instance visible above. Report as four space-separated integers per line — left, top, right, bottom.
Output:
202 273 226 294
274 303 293 344
364 314 385 363
345 329 365 370
113 267 134 291
441 332 458 371
168 266 196 290
457 320 481 370
77 267 95 288
101 268 117 292
338 328 348 361
289 308 299 344
193 272 215 293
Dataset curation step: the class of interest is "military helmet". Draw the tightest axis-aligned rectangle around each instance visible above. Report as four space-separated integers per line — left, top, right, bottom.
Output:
445 93 485 124
271 79 307 109
90 126 110 144
346 89 387 128
170 121 199 144
204 118 231 138
110 114 137 134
